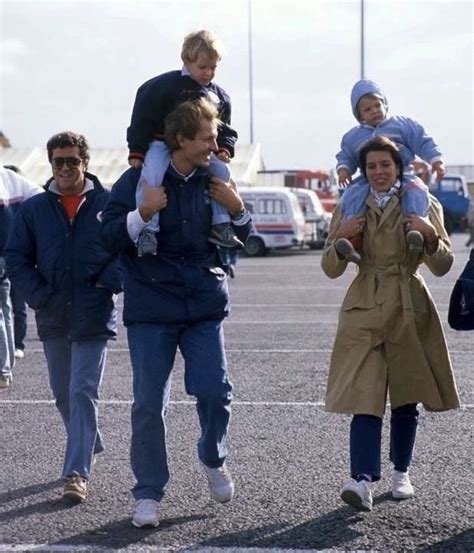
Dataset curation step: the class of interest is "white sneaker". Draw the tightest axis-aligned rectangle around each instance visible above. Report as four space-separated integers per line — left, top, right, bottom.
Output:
340 479 373 511
14 349 24 359
392 470 414 499
202 462 234 503
132 498 160 528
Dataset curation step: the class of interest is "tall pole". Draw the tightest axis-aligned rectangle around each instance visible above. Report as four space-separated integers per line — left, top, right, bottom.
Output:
360 0 365 79
248 0 254 144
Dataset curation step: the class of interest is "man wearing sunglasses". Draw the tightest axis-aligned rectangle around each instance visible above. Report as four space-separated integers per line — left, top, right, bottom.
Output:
5 131 122 503
100 98 252 528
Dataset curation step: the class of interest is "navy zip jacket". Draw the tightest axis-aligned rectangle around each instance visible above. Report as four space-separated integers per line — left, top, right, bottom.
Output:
5 173 122 342
127 70 238 161
100 166 252 326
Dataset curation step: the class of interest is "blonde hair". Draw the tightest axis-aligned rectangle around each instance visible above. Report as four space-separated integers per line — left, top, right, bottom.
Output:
181 30 224 64
164 98 220 152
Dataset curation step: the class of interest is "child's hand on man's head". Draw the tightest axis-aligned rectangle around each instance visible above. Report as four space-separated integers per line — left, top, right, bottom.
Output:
129 158 143 169
338 169 352 187
431 161 445 181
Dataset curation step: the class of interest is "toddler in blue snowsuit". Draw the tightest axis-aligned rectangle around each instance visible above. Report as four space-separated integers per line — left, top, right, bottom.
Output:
335 79 445 263
127 30 243 256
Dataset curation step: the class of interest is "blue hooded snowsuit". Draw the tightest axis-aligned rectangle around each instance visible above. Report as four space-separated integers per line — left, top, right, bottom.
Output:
337 80 443 218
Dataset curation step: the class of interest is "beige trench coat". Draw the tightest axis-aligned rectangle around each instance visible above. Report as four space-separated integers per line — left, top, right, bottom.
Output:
322 193 461 417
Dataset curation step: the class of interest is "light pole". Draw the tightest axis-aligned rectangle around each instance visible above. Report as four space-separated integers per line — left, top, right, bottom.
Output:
360 0 365 79
248 0 254 144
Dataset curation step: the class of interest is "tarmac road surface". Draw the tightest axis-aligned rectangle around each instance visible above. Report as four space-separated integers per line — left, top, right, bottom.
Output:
0 233 473 553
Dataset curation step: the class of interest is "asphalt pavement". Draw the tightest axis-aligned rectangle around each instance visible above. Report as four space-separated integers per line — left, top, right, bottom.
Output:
0 233 473 553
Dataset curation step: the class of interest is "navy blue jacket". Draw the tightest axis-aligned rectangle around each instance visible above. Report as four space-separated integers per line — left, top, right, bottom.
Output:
100 166 252 326
5 173 122 342
127 70 238 160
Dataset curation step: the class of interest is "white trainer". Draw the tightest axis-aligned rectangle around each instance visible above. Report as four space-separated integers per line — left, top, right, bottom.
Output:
392 470 414 499
14 349 25 359
132 498 160 528
202 462 234 503
340 479 373 511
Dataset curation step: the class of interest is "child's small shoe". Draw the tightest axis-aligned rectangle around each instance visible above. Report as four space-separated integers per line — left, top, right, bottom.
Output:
407 230 424 253
335 238 361 264
208 223 244 249
137 229 158 257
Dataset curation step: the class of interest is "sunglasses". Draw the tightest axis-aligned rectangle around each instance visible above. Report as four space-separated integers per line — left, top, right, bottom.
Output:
51 157 82 169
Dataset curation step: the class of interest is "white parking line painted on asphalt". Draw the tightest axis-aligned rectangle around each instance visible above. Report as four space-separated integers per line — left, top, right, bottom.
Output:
231 303 451 308
228 321 339 324
1 399 473 410
0 546 358 553
21 348 474 355
232 304 343 307
230 283 454 290
0 399 325 406
0 547 170 552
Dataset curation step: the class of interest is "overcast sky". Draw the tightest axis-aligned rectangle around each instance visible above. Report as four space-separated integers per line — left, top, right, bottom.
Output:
1 0 473 171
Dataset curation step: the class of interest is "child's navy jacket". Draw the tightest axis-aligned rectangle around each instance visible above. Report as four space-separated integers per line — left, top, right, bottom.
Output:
127 70 238 161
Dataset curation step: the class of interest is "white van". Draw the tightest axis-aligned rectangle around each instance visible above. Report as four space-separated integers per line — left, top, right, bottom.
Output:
288 188 332 249
238 187 306 256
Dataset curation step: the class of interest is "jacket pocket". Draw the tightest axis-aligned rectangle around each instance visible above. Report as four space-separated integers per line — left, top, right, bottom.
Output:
342 275 376 311
132 263 177 287
203 266 227 280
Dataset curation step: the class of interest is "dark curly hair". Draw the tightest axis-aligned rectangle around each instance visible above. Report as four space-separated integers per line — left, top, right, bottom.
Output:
46 131 90 169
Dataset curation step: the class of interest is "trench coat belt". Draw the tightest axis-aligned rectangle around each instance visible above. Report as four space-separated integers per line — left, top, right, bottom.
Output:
359 263 415 316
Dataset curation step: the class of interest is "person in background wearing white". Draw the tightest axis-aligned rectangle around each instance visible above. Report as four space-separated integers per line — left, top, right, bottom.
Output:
0 166 42 388
3 165 33 361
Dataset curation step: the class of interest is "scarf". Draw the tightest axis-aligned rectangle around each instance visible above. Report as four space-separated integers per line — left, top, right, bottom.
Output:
370 179 402 210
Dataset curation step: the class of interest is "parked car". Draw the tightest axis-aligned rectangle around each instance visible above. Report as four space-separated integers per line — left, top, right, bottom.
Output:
288 188 331 249
429 174 470 234
238 187 305 256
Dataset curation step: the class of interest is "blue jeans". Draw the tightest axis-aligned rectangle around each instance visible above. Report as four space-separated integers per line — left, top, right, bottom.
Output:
350 404 419 481
128 320 233 501
43 337 107 478
10 283 27 352
341 175 429 219
136 140 231 231
0 277 15 379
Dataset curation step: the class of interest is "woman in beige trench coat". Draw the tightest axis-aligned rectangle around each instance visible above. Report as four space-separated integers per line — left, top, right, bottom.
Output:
321 136 460 512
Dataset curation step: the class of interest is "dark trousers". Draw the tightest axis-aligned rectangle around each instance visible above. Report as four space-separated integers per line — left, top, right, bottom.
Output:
350 403 419 481
10 284 27 351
